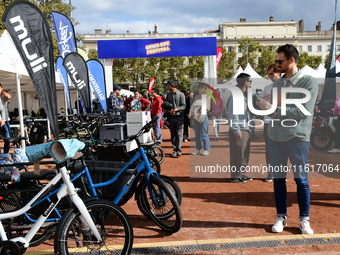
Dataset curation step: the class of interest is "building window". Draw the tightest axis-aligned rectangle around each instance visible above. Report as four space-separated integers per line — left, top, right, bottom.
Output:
307 45 312 52
227 46 233 52
238 47 242 53
299 46 303 52
317 45 322 52
337 45 340 51
327 45 331 51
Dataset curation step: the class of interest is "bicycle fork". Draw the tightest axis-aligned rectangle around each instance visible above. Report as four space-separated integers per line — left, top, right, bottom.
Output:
59 166 103 243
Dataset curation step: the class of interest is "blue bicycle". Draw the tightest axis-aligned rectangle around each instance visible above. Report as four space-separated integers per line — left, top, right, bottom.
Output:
68 115 182 233
0 116 182 252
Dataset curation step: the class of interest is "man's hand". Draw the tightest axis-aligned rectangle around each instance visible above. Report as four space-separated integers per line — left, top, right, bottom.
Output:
0 119 5 127
235 133 242 140
169 108 178 115
257 98 272 110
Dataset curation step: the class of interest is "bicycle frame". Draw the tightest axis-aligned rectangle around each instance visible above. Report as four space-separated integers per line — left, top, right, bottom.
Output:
75 142 159 205
0 165 102 248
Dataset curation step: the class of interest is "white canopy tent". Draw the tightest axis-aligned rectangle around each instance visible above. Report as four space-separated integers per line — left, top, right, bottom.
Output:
316 63 326 76
0 30 72 143
120 89 134 97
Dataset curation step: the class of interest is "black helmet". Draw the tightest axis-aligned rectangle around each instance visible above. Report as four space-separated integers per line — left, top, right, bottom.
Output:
161 101 174 110
167 79 178 87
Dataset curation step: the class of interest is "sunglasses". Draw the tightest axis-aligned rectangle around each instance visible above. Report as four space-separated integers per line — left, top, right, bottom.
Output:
248 80 252 83
275 59 288 64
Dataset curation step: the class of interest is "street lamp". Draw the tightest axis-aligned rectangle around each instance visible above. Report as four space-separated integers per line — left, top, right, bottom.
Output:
245 43 253 64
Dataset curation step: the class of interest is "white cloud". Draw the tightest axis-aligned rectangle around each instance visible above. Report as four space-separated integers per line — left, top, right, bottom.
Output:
71 0 338 35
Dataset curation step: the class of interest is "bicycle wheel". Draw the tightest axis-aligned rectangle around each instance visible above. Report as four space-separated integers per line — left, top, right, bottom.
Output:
136 174 182 233
136 175 182 219
55 199 133 255
310 127 334 150
150 144 165 164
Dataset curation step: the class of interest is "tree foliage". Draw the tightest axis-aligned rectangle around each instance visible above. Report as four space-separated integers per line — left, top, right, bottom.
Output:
297 52 322 69
257 46 275 77
217 48 236 83
238 37 261 69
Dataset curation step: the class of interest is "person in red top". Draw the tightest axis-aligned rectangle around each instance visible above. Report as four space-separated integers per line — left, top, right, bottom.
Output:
124 91 150 112
151 88 163 142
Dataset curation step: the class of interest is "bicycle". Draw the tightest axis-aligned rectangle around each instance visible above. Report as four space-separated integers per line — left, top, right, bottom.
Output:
69 115 183 233
1 116 180 252
0 139 133 255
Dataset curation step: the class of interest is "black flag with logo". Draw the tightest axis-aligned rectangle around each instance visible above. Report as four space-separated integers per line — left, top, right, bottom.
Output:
63 52 91 111
2 0 59 138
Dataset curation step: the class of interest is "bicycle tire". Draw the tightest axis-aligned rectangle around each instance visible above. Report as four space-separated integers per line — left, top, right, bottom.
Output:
310 127 334 150
54 199 133 255
150 144 165 164
136 175 182 219
136 174 182 233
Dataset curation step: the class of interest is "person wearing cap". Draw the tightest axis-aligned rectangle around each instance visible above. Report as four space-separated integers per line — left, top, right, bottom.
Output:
164 80 186 157
107 85 125 115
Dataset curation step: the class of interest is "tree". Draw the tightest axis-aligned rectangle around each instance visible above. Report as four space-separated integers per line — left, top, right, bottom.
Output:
257 46 276 77
238 37 261 69
297 52 322 69
87 49 98 59
217 48 236 83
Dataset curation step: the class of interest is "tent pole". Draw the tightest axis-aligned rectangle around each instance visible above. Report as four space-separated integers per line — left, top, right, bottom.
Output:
15 73 25 149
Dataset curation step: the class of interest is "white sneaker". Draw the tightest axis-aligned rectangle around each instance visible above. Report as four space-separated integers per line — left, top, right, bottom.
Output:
191 150 201 155
201 150 209 156
272 217 287 233
328 148 340 153
300 220 314 234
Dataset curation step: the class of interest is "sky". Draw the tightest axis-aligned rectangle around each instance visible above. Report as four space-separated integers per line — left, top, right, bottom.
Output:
70 0 338 35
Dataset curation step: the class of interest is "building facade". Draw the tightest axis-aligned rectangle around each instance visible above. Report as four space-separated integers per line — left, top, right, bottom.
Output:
83 17 340 68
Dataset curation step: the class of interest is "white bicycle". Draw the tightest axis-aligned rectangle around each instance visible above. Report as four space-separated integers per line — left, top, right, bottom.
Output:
0 139 133 255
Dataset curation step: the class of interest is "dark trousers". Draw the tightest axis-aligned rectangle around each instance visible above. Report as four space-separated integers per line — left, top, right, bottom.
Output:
151 114 163 142
1 121 12 154
183 115 189 140
168 115 184 152
229 129 250 178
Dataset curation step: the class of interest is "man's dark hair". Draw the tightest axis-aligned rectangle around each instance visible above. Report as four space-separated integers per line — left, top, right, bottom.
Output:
276 44 299 62
152 88 159 94
167 79 178 87
266 63 280 73
236 72 250 87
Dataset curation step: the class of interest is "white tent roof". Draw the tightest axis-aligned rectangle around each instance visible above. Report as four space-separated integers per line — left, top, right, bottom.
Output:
0 30 62 91
300 65 323 77
316 63 326 76
120 89 134 97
